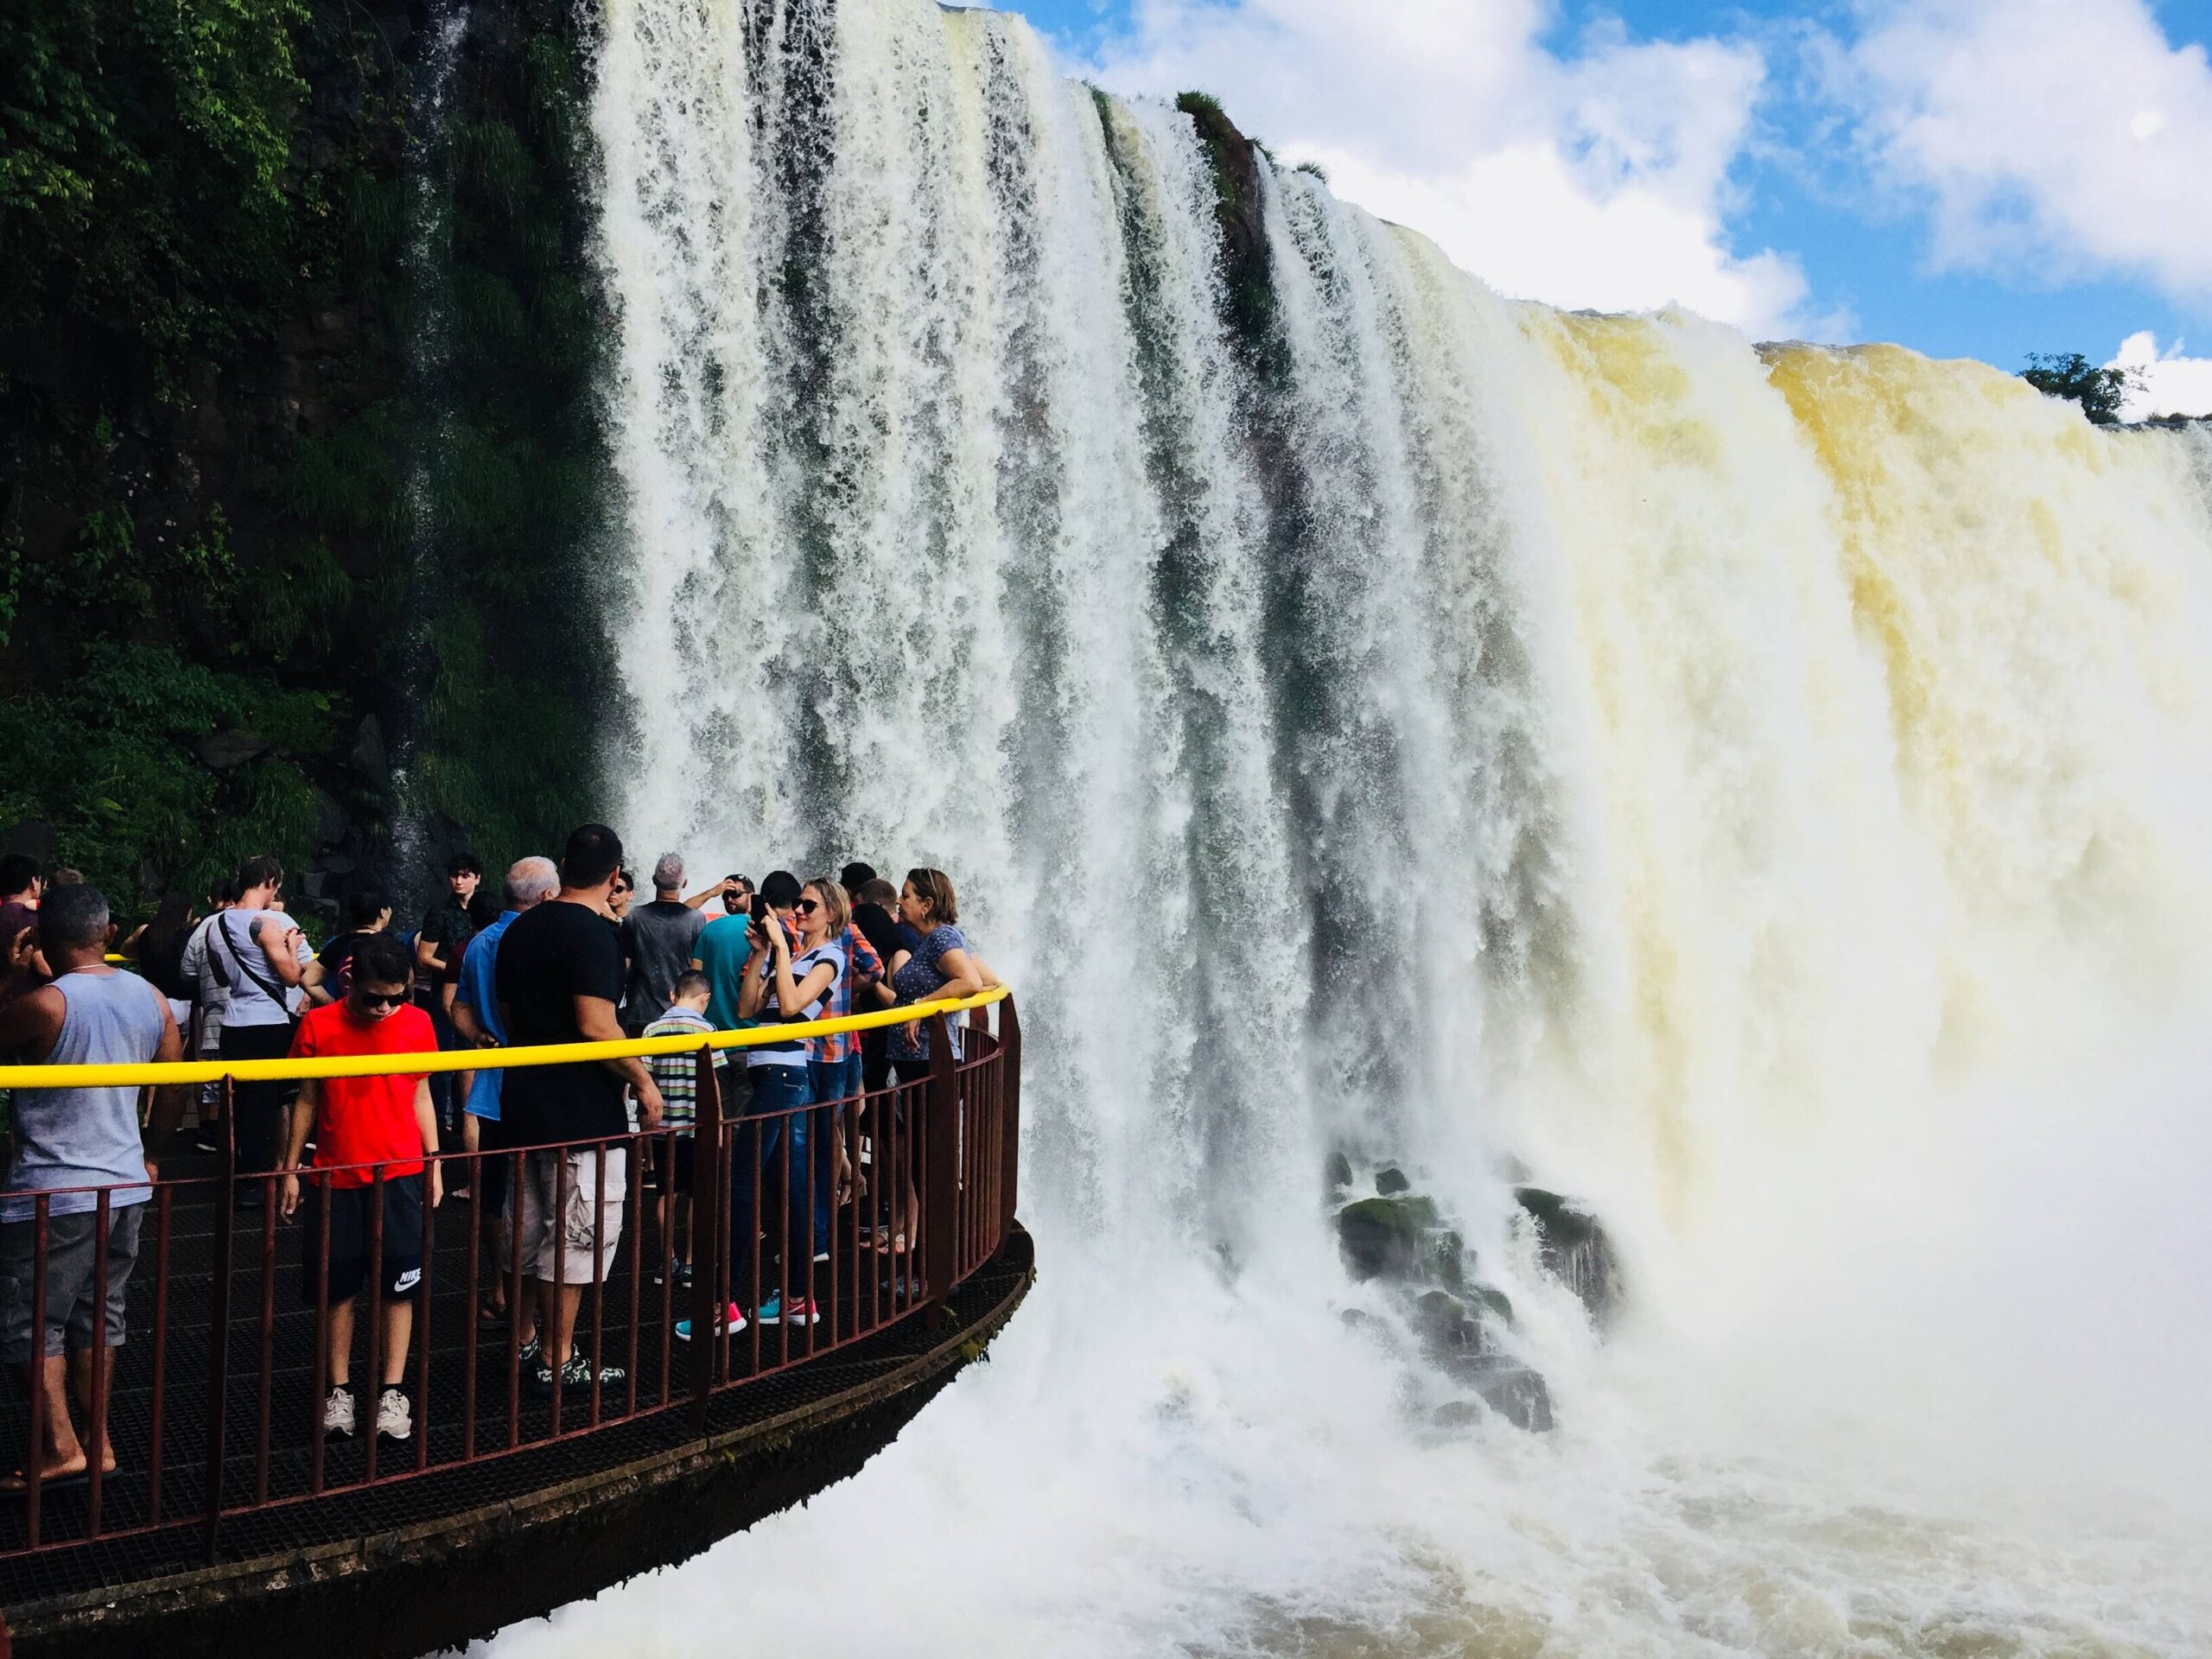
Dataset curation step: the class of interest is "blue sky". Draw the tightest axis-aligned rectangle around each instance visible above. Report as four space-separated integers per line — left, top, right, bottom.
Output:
986 0 2212 410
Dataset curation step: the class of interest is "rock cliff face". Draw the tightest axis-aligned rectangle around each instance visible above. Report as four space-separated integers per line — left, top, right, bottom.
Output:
0 0 613 914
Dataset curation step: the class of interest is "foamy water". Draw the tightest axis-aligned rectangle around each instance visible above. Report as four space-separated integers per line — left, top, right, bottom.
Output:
485 2 2212 1651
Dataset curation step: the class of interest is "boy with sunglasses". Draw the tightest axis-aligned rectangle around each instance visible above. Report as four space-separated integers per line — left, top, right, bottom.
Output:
278 931 442 1444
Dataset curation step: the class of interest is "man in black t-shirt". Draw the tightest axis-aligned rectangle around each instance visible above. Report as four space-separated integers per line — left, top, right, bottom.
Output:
417 852 491 1136
415 852 486 981
494 824 663 1395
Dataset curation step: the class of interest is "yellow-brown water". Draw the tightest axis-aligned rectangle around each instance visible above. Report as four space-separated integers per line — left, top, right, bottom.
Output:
491 2 2212 1651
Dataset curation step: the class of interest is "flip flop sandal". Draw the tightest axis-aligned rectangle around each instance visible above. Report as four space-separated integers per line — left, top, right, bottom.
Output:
2 1466 92 1496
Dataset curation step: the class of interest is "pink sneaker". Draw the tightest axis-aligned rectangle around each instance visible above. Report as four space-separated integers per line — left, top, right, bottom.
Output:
673 1302 747 1341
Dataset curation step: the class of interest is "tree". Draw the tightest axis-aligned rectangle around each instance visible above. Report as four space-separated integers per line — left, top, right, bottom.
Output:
2019 353 2139 425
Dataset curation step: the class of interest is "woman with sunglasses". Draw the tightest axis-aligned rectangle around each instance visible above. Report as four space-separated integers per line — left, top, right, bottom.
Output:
727 876 845 1330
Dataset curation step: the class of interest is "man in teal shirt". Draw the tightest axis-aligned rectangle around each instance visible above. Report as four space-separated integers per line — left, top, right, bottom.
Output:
690 876 756 1033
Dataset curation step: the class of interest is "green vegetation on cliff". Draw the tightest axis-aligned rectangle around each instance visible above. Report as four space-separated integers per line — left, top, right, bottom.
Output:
0 0 611 915
2019 352 2138 426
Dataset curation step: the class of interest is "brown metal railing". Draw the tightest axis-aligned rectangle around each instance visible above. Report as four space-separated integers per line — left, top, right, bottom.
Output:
0 996 1021 1560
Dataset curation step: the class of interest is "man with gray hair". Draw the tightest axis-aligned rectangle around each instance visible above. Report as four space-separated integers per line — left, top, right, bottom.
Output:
617 853 721 1036
450 856 557 1347
0 884 188 1489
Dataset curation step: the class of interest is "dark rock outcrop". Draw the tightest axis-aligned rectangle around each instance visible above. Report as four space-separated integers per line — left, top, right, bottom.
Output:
1515 1186 1624 1320
1336 1192 1440 1281
1443 1355 1555 1433
1333 1165 1549 1433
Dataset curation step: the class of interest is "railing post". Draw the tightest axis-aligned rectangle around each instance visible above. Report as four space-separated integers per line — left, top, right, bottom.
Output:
690 1046 722 1435
25 1196 48 1549
923 1014 959 1330
86 1188 110 1536
204 1077 237 1565
999 995 1020 1247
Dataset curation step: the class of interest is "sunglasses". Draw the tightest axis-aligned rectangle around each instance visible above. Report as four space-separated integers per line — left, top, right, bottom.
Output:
355 989 408 1010
793 899 821 914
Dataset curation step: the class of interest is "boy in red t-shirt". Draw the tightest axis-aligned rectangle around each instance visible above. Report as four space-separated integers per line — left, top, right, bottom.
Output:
278 931 440 1444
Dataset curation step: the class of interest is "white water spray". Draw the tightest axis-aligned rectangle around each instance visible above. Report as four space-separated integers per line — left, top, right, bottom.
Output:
499 1 2212 1651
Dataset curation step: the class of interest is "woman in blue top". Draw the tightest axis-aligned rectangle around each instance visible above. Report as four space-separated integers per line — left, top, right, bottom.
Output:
886 868 991 1074
882 868 995 1256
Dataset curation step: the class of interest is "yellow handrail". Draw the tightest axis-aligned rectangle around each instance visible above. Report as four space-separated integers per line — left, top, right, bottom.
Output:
2 986 1010 1088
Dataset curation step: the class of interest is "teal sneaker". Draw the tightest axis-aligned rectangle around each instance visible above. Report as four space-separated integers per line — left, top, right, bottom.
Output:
673 1302 746 1342
757 1291 820 1327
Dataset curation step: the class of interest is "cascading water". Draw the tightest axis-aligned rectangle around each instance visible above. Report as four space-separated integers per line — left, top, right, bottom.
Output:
498 1 2212 1651
386 0 473 912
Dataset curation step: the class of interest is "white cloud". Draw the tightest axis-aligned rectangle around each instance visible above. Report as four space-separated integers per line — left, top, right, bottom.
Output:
1835 0 2212 303
2111 331 2212 421
1071 0 1821 339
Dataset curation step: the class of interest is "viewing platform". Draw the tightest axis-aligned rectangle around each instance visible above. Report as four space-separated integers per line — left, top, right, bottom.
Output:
0 992 1031 1659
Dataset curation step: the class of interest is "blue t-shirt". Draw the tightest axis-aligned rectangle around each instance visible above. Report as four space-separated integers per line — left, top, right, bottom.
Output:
694 913 755 1034
454 910 518 1120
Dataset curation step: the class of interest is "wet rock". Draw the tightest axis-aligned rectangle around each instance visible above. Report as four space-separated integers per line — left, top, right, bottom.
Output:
1336 1194 1439 1281
1409 1288 1499 1362
1516 1186 1623 1320
1465 1284 1514 1325
1374 1164 1410 1196
1430 1400 1484 1430
314 789 349 849
1324 1150 1353 1197
1445 1354 1556 1433
351 715 388 784
1426 1228 1466 1291
194 728 273 771
1338 1184 1559 1434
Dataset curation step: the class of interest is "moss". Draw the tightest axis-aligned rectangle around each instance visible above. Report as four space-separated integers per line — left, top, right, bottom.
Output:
1172 90 1278 365
0 2 614 915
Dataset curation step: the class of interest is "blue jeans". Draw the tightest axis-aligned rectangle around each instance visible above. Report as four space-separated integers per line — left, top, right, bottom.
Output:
804 1056 864 1255
729 1065 813 1309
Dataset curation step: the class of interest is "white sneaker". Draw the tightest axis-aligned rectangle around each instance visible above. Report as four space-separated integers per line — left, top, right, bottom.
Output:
323 1386 356 1438
375 1387 412 1442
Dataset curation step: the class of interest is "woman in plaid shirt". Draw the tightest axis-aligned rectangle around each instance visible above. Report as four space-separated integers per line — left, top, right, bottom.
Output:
798 880 884 1260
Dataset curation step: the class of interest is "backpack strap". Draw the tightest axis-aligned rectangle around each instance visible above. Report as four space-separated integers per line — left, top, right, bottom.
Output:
218 913 296 1019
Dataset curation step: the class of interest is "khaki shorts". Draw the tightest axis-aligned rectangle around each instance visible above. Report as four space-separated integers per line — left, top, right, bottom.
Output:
0 1205 143 1363
517 1147 626 1287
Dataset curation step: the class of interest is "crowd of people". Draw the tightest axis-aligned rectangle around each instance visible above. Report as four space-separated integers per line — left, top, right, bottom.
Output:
0 831 995 1481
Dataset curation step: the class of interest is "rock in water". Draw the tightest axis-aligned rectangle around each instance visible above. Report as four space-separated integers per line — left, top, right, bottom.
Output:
1444 1355 1556 1433
1515 1186 1623 1320
1374 1164 1411 1196
1324 1150 1354 1198
1336 1194 1439 1281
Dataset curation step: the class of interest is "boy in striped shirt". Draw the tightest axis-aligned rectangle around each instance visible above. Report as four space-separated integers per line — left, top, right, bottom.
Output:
643 970 714 1286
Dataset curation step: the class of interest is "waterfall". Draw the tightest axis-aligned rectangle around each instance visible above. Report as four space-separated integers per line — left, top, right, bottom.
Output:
540 0 2212 1651
386 0 472 910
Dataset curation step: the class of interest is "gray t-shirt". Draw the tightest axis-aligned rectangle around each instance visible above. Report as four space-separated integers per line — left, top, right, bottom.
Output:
5 969 167 1219
620 899 707 1027
207 907 296 1028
